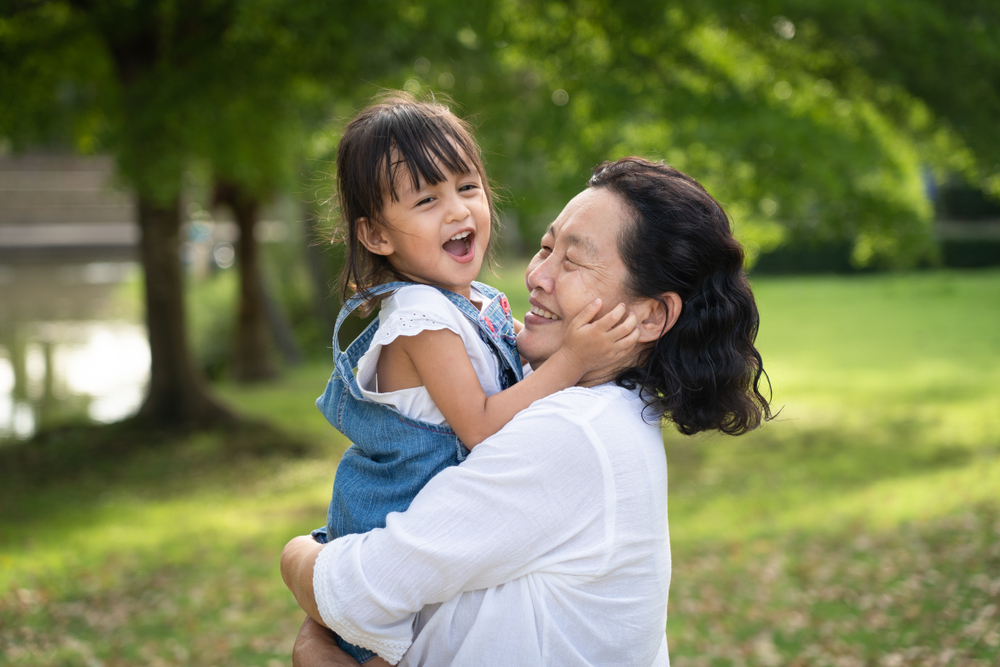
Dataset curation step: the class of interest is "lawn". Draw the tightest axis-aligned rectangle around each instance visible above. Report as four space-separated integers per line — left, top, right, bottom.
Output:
1 268 998 666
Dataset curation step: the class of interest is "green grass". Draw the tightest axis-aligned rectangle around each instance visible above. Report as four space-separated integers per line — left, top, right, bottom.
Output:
2 268 999 666
655 271 1000 667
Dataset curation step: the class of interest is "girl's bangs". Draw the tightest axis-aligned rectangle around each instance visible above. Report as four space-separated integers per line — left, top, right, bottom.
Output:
381 121 479 201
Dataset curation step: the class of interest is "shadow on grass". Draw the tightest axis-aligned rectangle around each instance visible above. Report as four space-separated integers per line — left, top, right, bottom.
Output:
1 416 314 481
0 416 317 529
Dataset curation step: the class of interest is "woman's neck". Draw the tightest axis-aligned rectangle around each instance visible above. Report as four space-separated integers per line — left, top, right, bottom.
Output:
575 345 650 388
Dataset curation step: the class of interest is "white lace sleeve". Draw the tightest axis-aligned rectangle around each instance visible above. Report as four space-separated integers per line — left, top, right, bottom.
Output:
372 285 471 345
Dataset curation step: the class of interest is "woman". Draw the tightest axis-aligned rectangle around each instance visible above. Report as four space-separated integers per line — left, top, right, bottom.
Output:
282 157 771 666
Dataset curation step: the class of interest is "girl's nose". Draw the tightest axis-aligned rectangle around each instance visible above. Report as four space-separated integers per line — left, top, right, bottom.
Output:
443 191 470 223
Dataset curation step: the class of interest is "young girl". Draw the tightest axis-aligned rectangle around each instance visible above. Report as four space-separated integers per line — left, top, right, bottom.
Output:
310 93 638 664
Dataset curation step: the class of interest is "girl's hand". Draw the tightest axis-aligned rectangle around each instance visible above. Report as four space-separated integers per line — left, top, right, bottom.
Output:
560 299 640 375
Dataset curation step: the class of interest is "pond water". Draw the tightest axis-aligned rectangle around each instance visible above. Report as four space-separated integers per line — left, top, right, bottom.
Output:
0 261 149 439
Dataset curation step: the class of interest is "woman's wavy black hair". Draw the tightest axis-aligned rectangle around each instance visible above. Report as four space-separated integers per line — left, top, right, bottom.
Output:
334 91 497 302
590 157 772 435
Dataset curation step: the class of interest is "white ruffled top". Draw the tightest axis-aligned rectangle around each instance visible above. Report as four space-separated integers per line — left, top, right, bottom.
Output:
355 284 501 424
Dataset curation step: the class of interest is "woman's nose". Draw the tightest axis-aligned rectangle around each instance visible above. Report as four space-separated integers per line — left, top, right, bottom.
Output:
526 254 554 293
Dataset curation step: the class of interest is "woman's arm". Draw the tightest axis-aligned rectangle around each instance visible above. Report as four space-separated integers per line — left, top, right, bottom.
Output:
401 299 637 446
283 545 394 667
292 401 609 662
281 536 326 626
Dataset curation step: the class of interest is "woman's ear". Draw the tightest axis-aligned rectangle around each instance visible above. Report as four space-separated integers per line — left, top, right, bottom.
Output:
356 218 394 256
635 292 682 343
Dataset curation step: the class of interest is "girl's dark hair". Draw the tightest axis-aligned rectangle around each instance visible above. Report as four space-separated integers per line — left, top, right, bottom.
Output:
590 157 772 435
334 91 496 301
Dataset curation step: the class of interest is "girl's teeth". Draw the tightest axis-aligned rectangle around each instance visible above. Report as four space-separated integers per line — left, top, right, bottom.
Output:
530 305 561 320
450 231 471 241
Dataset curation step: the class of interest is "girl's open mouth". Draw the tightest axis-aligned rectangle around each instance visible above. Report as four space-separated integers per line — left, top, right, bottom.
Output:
443 230 474 259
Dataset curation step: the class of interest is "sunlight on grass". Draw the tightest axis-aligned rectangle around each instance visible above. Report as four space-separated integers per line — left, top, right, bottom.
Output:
2 268 998 666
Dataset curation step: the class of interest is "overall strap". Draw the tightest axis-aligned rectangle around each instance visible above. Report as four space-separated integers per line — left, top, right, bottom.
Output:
332 281 412 399
470 280 499 300
436 282 523 382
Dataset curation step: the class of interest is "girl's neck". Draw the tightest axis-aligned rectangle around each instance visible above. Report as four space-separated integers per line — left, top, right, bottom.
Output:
387 274 474 302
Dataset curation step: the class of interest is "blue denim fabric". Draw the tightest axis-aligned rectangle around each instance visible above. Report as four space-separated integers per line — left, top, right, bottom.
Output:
311 281 522 663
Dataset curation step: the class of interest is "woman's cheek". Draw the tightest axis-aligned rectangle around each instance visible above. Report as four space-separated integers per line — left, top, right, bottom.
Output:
561 275 595 320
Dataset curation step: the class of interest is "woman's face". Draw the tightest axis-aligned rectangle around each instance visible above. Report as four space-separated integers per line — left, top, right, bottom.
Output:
518 187 636 384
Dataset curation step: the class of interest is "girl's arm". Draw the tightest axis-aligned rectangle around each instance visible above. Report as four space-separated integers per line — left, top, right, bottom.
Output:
394 298 637 447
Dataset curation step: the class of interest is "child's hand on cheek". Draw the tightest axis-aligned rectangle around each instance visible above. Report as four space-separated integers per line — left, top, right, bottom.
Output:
560 299 641 376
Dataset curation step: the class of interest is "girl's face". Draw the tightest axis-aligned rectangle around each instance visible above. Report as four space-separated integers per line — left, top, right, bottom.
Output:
364 162 490 300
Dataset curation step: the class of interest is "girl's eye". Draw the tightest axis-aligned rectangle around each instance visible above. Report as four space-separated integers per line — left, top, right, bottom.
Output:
416 196 434 206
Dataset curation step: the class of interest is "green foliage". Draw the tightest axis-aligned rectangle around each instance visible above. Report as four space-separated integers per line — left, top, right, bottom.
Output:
1 0 378 200
450 1 956 267
3 1 999 265
712 0 1000 196
0 3 112 154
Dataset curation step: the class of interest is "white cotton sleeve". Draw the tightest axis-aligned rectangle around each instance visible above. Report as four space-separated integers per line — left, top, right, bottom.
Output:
312 390 614 662
314 542 414 664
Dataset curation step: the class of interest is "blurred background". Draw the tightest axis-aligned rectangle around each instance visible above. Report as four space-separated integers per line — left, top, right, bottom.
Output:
1 2 998 666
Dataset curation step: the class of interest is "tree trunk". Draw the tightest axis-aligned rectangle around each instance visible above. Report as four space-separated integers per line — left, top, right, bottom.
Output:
304 208 337 337
214 181 279 383
137 195 233 426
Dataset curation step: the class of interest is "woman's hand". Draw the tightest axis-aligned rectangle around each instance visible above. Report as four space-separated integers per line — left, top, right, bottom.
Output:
281 535 327 626
293 616 361 667
285 545 396 666
293 616 394 667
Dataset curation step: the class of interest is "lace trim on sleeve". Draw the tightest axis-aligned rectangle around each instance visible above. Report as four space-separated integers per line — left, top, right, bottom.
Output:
314 541 412 665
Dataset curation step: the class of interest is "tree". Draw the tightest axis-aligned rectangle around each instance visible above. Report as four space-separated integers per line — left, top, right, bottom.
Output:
393 1 998 268
709 0 1000 195
2 1 230 424
0 0 324 421
0 0 499 421
4 0 996 432
212 180 278 382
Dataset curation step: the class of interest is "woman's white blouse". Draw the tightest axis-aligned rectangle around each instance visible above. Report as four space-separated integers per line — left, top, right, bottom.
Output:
313 383 671 666
356 285 500 424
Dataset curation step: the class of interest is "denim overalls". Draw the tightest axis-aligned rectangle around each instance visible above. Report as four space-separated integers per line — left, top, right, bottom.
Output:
311 281 522 663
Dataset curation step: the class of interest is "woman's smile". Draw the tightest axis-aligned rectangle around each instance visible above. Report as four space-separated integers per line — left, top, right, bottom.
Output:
517 187 634 381
526 299 562 321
